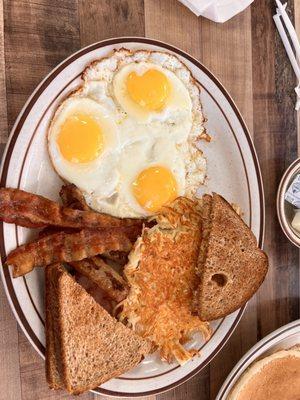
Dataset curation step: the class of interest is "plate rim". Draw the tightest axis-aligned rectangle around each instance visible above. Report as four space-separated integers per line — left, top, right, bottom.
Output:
216 319 300 399
0 36 265 397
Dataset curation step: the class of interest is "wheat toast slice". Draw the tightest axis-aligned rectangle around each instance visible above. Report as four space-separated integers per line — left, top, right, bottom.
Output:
45 264 63 389
45 263 151 395
193 193 268 321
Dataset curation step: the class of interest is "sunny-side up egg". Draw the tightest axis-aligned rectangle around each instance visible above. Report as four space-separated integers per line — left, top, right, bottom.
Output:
48 49 207 218
86 138 186 217
113 62 192 126
48 96 120 199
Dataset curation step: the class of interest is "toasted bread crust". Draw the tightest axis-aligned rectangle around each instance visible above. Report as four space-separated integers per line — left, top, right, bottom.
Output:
46 264 151 394
45 265 63 389
194 193 268 321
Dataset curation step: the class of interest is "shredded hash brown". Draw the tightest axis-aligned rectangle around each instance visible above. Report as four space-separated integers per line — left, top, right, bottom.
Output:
120 197 211 364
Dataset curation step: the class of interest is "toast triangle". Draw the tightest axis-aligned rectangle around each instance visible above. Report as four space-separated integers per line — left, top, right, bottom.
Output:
193 193 268 321
45 265 63 389
45 263 151 394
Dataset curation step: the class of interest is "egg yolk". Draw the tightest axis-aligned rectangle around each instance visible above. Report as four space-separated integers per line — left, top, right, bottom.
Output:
57 113 104 163
126 69 170 111
132 166 178 212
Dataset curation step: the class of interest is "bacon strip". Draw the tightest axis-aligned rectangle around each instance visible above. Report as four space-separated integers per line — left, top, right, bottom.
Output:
102 250 129 267
59 184 90 211
59 184 143 244
70 257 128 303
59 184 131 268
0 188 141 229
39 184 89 238
38 226 77 239
7 228 133 278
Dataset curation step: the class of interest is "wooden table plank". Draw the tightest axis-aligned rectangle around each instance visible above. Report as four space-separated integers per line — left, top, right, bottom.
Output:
199 9 254 132
252 0 299 340
144 0 202 57
0 281 22 400
78 0 145 47
3 0 80 130
0 0 7 144
295 0 300 147
0 1 21 397
3 1 82 399
196 9 258 398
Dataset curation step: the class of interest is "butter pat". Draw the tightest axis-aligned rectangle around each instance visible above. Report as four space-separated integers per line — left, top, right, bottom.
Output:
285 173 300 208
292 211 300 233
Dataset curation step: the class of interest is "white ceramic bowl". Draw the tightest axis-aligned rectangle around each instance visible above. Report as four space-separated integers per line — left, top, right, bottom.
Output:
277 158 300 247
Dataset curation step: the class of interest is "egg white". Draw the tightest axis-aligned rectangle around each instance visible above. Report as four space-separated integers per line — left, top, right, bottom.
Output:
112 62 192 124
83 49 204 147
48 97 120 199
85 138 186 218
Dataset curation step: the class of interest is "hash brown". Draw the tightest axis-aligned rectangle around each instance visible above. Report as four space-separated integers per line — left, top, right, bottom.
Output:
120 197 211 364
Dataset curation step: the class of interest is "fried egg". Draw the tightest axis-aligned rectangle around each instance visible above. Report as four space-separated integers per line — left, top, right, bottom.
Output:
86 138 186 217
113 62 192 125
48 49 207 218
48 97 120 199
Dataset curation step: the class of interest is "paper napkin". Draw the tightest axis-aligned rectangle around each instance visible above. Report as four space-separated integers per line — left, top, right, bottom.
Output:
179 0 254 23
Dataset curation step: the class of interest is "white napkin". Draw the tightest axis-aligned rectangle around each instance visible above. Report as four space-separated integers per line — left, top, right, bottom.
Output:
179 0 254 23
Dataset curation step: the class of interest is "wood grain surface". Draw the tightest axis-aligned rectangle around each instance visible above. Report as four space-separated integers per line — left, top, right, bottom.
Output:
0 0 299 399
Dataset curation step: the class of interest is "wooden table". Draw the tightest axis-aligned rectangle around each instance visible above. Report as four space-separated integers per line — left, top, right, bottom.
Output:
0 0 300 399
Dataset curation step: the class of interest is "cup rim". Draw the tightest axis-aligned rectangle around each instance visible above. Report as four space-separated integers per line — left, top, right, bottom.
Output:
277 157 300 247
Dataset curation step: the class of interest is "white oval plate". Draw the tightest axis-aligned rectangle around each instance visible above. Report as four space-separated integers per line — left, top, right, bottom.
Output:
0 37 264 397
216 319 300 399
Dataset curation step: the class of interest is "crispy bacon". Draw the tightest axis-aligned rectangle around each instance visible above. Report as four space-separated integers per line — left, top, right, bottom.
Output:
38 226 77 239
74 272 115 314
59 185 132 267
37 211 141 244
102 250 129 267
59 184 90 211
39 184 88 238
70 257 128 303
0 188 142 229
7 228 133 278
